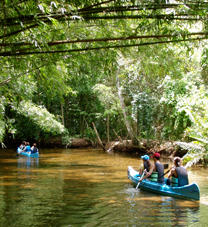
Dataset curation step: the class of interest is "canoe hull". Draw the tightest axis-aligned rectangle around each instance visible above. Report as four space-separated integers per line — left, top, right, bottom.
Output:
17 147 39 158
127 166 200 200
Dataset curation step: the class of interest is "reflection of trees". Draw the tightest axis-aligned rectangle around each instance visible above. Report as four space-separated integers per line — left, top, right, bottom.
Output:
0 156 106 226
126 191 200 225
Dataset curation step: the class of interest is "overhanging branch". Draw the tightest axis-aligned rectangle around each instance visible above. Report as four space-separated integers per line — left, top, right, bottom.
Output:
0 64 47 86
0 37 205 56
0 31 207 47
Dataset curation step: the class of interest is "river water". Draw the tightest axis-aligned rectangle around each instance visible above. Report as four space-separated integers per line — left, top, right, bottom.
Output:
0 148 207 227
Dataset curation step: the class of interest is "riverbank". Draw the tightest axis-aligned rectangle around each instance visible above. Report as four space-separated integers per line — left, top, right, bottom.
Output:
63 138 188 159
2 137 201 164
3 137 187 158
64 138 206 166
105 139 187 158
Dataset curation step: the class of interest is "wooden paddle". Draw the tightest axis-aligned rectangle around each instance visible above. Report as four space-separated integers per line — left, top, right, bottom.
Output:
136 169 146 190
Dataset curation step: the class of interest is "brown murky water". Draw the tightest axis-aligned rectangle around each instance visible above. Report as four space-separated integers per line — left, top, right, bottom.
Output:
0 148 207 227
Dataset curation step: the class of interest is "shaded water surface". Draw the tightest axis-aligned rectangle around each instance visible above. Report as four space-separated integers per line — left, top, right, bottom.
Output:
0 148 207 226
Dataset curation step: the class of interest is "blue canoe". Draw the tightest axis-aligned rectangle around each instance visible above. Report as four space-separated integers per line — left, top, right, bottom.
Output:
127 166 200 200
17 147 39 158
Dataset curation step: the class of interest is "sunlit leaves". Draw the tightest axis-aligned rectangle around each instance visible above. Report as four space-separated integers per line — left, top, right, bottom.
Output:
13 100 66 138
92 84 120 113
179 85 208 143
0 0 208 145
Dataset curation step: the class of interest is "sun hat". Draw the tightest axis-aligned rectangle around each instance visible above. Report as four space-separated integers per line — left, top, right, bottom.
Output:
152 152 161 158
141 154 149 161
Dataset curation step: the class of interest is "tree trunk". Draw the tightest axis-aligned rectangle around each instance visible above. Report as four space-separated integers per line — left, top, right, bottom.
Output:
107 114 110 142
61 100 65 126
116 69 140 146
65 96 69 128
113 129 126 147
92 122 106 151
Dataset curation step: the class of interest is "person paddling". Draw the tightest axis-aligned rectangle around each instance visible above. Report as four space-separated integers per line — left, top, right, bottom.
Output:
139 155 150 176
21 142 31 152
167 157 189 187
19 141 26 150
151 152 164 183
31 143 39 154
138 158 155 182
139 152 164 184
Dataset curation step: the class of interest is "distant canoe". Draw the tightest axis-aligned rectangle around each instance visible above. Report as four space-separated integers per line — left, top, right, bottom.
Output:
127 166 200 200
17 147 39 158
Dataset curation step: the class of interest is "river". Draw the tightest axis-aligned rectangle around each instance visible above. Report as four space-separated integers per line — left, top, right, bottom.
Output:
0 148 207 227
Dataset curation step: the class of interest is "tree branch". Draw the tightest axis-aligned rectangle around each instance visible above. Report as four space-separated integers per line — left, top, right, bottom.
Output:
0 37 205 57
1 4 206 27
79 0 116 11
0 31 207 47
0 64 47 86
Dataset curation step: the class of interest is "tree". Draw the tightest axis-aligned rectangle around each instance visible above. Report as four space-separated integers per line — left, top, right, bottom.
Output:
1 0 208 145
1 1 207 57
92 83 121 142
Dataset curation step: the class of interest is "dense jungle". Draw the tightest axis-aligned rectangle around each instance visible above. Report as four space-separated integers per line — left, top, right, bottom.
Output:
1 0 208 167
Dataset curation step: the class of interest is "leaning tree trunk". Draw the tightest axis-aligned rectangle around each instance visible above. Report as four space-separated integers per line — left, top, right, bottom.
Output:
92 122 106 151
116 69 140 146
61 100 65 126
65 96 69 128
107 113 110 142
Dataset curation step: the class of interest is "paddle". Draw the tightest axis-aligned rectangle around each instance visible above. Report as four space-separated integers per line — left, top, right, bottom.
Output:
136 169 146 190
162 169 171 177
162 153 189 177
163 164 169 169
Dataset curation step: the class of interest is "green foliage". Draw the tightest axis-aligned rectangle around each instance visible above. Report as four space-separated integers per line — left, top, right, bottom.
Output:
0 97 6 143
83 127 97 142
159 75 191 140
158 52 202 140
180 85 208 149
0 0 208 147
12 100 66 141
176 142 206 167
132 92 155 139
172 83 208 166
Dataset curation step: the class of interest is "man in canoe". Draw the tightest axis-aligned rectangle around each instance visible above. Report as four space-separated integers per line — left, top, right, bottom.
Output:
139 155 150 175
139 152 164 184
167 157 189 187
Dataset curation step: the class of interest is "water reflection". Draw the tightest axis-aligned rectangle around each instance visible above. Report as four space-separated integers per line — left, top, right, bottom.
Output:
0 148 207 227
17 156 39 169
126 187 200 226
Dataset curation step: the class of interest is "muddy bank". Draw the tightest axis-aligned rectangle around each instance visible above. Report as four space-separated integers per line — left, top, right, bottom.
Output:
3 136 188 159
105 140 187 158
41 138 92 148
62 138 188 159
46 138 189 158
